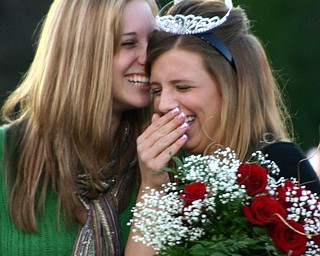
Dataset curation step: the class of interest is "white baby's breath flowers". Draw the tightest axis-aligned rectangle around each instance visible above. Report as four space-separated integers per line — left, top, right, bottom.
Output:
130 148 249 252
131 187 188 250
130 185 205 251
282 184 320 236
178 148 246 205
129 148 320 254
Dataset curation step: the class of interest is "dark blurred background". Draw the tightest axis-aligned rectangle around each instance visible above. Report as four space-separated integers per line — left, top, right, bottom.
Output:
0 0 319 153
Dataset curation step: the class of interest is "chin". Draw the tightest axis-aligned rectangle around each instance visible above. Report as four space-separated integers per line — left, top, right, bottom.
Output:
184 141 209 155
183 144 200 155
130 100 150 109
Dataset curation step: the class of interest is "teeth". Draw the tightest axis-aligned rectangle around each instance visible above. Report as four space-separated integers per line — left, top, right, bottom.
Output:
185 116 195 123
126 75 149 85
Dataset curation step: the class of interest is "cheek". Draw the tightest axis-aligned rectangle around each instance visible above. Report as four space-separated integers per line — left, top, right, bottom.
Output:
153 97 160 112
203 99 222 124
112 58 121 79
198 105 222 144
114 50 133 73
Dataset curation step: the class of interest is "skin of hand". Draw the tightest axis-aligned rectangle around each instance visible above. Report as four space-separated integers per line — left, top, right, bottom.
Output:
137 107 189 190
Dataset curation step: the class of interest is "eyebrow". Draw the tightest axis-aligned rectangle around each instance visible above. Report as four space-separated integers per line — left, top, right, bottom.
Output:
122 32 137 36
150 79 194 86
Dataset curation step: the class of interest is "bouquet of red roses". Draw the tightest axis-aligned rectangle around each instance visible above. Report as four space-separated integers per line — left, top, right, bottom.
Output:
130 148 320 255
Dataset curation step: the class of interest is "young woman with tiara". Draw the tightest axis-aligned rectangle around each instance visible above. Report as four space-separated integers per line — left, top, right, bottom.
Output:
125 0 320 254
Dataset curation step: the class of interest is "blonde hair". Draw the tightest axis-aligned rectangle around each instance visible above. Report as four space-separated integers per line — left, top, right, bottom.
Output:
147 0 292 161
2 0 158 232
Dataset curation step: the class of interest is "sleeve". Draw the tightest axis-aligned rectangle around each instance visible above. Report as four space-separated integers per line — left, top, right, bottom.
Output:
262 142 320 195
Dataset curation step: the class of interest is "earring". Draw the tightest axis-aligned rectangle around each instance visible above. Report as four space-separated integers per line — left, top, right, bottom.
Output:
202 116 224 155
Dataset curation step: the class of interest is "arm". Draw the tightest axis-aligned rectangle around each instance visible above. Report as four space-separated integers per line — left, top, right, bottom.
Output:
125 109 189 256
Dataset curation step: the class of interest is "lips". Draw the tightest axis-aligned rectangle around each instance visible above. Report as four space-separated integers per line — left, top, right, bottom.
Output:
126 74 149 86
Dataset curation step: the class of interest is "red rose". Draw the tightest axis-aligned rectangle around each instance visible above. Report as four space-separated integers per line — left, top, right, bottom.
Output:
237 163 268 196
243 195 287 226
276 180 303 208
276 182 319 224
179 182 207 207
268 219 307 256
312 234 320 247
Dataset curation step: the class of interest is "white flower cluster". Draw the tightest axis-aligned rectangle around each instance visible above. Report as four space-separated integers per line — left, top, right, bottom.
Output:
130 185 204 251
251 151 280 175
250 151 320 254
284 184 320 236
177 148 246 204
130 148 247 252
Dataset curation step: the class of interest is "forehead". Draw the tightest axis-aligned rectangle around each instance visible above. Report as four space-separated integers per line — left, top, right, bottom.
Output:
122 0 155 33
151 49 206 77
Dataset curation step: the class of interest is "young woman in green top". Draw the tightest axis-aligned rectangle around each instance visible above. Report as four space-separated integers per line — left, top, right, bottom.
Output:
0 0 159 255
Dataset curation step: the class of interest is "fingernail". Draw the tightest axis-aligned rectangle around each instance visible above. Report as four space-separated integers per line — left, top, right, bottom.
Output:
180 134 188 141
171 107 179 114
177 112 186 120
180 122 188 129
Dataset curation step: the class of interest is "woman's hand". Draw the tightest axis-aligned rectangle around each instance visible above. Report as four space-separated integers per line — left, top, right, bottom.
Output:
137 107 189 190
125 109 189 256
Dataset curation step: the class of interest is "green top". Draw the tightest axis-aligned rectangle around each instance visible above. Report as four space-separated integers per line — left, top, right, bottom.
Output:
0 125 135 255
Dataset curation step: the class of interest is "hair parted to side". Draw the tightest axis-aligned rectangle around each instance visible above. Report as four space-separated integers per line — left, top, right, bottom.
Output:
1 0 158 232
147 0 292 161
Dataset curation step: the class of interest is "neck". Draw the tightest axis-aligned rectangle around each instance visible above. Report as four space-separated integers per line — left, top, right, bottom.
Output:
111 112 122 137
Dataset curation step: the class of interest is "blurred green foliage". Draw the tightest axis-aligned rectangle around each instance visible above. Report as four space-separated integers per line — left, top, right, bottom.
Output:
0 0 319 151
232 0 320 152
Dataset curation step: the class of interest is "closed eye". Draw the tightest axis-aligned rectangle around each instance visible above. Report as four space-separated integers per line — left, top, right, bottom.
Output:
149 85 192 95
176 85 192 91
149 87 162 95
121 39 138 47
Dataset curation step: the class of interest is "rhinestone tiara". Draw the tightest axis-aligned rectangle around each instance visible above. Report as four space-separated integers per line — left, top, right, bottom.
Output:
156 0 233 35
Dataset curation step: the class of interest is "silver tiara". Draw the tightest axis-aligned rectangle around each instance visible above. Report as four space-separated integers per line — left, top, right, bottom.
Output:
156 0 233 35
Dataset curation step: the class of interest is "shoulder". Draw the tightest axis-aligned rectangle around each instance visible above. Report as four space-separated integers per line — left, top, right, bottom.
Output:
261 142 308 173
261 142 305 176
261 141 320 195
0 125 8 160
0 124 12 157
262 141 304 156
0 124 16 173
261 142 316 172
0 126 9 211
0 125 8 137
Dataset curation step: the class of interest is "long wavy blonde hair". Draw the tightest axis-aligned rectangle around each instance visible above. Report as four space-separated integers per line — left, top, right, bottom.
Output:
2 0 158 232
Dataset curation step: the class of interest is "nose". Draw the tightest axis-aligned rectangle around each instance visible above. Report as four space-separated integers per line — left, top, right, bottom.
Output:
156 89 179 114
137 42 147 65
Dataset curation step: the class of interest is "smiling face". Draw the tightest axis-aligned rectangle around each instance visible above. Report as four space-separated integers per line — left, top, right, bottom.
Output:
150 48 222 154
112 0 155 113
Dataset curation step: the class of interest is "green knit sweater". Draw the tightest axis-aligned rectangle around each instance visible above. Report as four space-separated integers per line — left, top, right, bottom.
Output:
0 126 135 255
